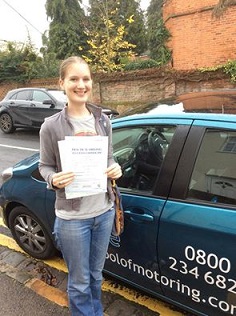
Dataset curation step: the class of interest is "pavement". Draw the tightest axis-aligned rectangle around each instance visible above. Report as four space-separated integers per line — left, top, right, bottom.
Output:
0 244 175 316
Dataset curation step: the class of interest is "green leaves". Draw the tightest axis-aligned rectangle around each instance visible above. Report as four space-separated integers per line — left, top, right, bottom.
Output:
45 0 88 59
147 0 171 64
85 1 136 72
0 41 41 83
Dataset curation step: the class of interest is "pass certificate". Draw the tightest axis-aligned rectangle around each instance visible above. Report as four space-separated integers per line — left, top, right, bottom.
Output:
58 136 108 199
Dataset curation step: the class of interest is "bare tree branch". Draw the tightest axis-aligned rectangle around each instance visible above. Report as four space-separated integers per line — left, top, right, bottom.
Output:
212 0 236 18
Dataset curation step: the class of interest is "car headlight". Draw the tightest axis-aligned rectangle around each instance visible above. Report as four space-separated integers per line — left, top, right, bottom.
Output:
1 167 13 183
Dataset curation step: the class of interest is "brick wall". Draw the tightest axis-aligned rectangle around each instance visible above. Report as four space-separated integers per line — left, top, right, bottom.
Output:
0 78 60 100
163 0 236 70
1 69 235 113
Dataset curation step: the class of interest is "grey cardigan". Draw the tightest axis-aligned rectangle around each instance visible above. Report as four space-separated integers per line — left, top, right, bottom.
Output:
39 103 115 211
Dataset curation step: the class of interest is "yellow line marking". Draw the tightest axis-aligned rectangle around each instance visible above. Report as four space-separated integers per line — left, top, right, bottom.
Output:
0 232 68 272
43 256 67 273
25 278 68 307
0 233 24 253
0 217 6 227
0 232 183 315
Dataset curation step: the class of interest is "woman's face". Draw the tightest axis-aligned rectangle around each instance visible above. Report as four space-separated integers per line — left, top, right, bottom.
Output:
60 62 92 106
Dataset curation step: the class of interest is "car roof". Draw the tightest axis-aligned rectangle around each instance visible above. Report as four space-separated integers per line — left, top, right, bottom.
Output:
113 112 236 124
7 87 57 92
5 87 58 94
3 87 60 99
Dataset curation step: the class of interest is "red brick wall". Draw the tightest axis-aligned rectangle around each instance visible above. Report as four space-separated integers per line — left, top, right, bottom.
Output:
163 0 236 70
1 69 235 114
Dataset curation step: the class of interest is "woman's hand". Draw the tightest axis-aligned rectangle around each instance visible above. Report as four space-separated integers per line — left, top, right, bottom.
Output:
106 163 122 180
52 171 75 188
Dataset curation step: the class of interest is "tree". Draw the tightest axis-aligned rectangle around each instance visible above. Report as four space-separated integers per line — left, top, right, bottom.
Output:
45 0 89 60
86 0 136 72
88 0 146 55
146 0 171 64
35 51 61 78
0 40 42 83
116 0 147 55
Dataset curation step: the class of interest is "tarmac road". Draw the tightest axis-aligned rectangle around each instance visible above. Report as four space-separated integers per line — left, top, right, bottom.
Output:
0 273 69 316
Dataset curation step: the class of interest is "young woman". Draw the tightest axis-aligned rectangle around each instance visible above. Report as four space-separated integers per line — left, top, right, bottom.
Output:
39 56 122 316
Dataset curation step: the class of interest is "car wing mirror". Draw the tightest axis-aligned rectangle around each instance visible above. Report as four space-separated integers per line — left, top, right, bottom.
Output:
43 99 55 108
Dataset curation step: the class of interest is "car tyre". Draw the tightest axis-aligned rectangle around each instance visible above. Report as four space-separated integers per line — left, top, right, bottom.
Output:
0 113 16 133
8 206 56 259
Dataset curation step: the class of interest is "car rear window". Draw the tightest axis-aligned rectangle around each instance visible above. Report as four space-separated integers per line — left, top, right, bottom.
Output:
187 129 236 206
14 90 30 100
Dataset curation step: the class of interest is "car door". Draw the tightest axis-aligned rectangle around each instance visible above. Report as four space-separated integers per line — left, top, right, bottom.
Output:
6 89 31 125
158 120 236 316
28 90 58 127
104 117 193 296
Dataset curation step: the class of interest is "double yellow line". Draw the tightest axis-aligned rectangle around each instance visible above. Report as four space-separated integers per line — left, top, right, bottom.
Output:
0 217 184 315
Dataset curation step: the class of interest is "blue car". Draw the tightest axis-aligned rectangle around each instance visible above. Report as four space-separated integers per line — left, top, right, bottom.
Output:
1 94 236 316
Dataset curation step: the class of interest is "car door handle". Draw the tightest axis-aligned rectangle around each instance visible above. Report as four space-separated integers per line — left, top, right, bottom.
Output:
215 181 233 188
124 209 154 222
30 103 36 107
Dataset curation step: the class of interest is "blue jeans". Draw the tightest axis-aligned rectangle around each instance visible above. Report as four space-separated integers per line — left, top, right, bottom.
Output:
54 208 115 316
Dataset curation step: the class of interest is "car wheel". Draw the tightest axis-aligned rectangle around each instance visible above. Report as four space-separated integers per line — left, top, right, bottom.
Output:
8 206 56 259
0 113 16 133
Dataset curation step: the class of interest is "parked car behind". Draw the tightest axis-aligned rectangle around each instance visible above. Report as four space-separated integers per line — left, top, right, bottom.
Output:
1 91 236 316
0 87 119 133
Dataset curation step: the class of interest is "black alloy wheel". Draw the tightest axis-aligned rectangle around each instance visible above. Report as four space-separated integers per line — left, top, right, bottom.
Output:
0 113 16 133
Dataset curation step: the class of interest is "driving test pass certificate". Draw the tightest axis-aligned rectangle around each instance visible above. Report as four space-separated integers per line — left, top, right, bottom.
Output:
58 136 108 199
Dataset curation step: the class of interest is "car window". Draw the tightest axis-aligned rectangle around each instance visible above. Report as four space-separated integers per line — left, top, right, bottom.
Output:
49 90 67 103
187 129 236 205
14 90 30 100
31 168 45 182
32 90 52 103
113 125 176 192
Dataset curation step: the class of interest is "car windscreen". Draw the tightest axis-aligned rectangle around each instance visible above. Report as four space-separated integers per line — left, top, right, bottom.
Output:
49 90 67 103
117 97 184 118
